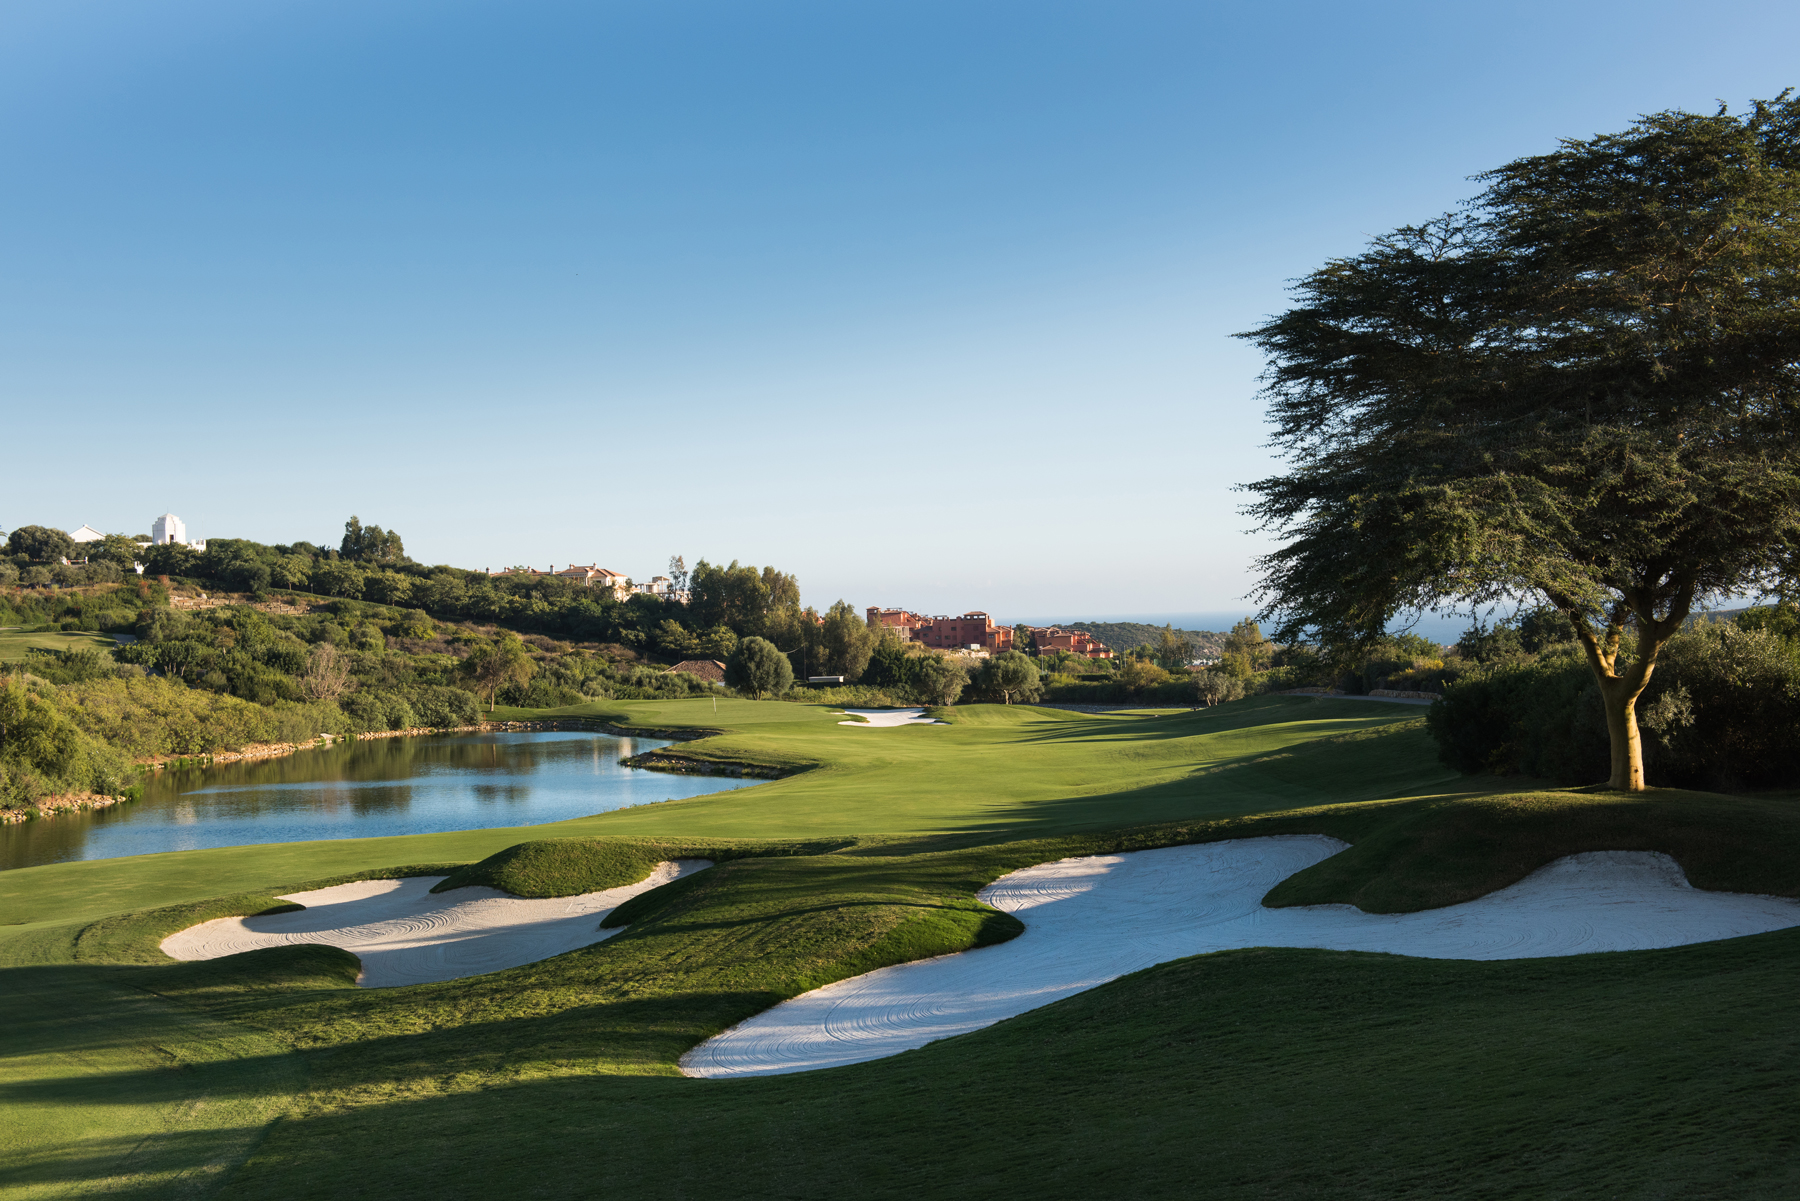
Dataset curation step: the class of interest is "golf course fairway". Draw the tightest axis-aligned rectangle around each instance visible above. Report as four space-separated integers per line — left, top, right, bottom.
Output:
4 695 1798 1199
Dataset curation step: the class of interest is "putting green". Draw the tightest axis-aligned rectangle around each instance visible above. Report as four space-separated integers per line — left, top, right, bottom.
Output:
5 695 1796 1199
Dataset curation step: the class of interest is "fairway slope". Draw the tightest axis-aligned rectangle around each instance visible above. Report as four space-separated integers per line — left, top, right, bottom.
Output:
684 836 1800 1076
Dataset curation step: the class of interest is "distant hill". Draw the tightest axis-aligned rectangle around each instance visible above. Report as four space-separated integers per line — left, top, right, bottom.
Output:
1060 621 1228 656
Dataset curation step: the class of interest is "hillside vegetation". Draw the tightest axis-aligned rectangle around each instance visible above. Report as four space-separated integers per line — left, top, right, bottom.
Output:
1064 620 1225 656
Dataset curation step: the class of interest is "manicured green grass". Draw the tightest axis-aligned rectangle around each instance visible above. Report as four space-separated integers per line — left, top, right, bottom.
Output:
0 695 1451 930
207 932 1800 1200
0 957 306 1200
0 629 118 662
4 694 1798 1199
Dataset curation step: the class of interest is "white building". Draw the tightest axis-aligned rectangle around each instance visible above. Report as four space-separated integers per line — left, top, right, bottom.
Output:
151 513 206 551
69 525 105 544
633 575 676 597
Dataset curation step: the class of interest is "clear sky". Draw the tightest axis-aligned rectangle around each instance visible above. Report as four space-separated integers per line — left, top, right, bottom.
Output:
3 1 1795 625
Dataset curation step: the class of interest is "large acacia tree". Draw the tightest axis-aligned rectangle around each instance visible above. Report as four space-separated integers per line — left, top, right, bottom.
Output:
1243 95 1800 791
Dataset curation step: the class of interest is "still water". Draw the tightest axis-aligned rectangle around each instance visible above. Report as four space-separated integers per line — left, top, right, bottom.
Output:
1 731 761 872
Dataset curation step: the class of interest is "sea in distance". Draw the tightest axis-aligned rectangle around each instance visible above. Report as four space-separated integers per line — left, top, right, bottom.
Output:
0 730 760 873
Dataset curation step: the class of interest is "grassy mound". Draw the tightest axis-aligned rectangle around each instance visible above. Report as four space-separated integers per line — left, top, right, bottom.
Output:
430 836 854 897
1262 789 1800 912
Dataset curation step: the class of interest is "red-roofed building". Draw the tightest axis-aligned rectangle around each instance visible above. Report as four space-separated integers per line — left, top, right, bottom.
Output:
1024 627 1113 659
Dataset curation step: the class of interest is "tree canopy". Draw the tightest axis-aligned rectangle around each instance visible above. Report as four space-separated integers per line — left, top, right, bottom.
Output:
725 636 793 700
977 650 1042 705
7 525 74 563
1242 95 1800 790
340 516 406 564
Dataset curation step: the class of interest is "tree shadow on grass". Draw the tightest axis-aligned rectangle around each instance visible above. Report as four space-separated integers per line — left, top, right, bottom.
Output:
187 930 1800 1201
946 722 1473 839
1005 695 1421 748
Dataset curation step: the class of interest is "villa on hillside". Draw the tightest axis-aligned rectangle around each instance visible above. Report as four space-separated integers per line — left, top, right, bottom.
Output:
669 659 727 684
486 564 632 600
70 525 105 543
151 513 206 551
634 575 687 601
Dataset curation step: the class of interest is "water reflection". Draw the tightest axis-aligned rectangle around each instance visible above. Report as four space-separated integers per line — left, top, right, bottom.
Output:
1 731 760 872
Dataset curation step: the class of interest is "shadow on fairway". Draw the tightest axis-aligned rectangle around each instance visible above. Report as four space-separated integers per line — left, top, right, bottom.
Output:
176 928 1800 1201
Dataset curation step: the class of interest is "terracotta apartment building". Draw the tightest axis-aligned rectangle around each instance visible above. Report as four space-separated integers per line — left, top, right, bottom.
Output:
866 607 1013 652
1026 627 1113 659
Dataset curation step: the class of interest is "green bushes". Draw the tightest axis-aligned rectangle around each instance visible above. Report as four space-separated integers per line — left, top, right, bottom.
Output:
1638 622 1800 790
49 676 336 756
1426 647 1607 781
778 684 918 708
0 679 136 804
406 685 483 728
1041 676 1199 705
497 677 587 709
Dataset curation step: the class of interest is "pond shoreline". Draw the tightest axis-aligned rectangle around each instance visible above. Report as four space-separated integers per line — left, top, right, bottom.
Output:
135 716 729 771
1 725 770 870
7 719 764 828
0 792 135 825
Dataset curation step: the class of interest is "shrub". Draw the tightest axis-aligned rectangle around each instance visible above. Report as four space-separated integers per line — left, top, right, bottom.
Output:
1640 621 1800 790
404 685 482 727
1426 647 1606 781
340 690 418 732
498 677 586 709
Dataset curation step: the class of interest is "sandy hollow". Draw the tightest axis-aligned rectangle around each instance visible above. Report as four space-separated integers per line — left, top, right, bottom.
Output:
838 708 941 727
681 836 1800 1078
160 859 713 988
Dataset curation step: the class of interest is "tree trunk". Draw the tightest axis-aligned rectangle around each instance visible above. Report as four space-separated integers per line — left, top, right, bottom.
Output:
1564 590 1690 793
1595 674 1647 791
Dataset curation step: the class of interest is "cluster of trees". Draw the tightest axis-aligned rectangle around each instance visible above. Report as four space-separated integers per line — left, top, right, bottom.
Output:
3 525 147 590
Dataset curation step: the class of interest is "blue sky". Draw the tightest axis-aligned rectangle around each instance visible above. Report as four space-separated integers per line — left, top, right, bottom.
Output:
3 1 1795 626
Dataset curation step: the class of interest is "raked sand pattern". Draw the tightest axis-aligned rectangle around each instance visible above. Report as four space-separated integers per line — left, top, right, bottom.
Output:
161 859 713 987
838 708 941 727
682 836 1800 1077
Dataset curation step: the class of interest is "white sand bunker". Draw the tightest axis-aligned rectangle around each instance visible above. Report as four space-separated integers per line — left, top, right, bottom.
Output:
683 836 1800 1077
838 708 940 727
161 859 712 988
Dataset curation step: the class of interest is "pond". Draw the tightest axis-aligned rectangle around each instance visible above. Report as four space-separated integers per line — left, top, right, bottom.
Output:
0 731 761 872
